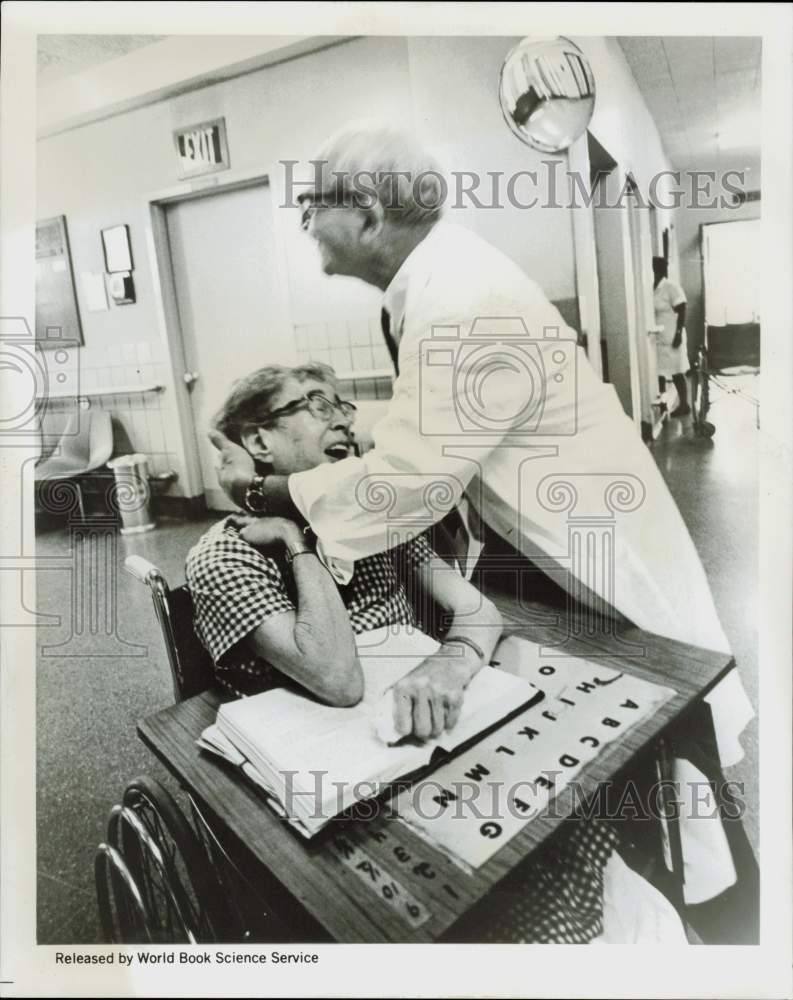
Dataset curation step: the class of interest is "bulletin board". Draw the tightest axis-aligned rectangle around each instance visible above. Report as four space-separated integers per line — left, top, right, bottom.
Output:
35 215 84 348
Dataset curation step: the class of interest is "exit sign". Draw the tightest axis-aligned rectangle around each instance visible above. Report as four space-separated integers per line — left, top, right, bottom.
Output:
173 117 230 180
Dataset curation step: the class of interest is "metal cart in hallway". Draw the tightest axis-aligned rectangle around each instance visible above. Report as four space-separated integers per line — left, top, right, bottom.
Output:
690 342 760 439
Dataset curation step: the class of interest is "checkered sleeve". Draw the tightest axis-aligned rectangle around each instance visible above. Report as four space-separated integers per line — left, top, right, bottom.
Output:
387 529 441 637
394 529 436 575
185 526 295 665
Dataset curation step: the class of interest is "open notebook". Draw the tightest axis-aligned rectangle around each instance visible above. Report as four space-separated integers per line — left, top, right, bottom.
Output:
198 626 541 838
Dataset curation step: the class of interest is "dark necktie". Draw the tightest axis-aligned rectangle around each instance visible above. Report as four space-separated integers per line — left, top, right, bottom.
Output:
433 506 471 576
380 307 399 376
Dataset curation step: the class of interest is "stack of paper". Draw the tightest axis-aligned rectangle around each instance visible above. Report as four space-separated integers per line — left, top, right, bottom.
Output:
198 626 540 838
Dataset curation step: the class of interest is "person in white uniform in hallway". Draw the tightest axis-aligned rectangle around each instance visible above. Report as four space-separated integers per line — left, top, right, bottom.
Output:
211 122 756 939
653 255 690 418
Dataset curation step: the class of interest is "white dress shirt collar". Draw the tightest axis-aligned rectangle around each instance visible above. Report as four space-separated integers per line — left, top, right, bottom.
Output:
382 220 448 336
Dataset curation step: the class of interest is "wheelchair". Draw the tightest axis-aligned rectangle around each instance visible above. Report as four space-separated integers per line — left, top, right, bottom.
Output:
94 555 318 945
97 554 699 944
690 345 716 439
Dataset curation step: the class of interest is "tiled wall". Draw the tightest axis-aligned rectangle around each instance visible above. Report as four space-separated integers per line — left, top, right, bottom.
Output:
294 318 395 403
293 317 393 378
37 339 181 482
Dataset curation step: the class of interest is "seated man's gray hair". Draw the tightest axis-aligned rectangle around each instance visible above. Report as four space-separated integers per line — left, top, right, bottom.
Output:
213 362 336 444
309 121 446 228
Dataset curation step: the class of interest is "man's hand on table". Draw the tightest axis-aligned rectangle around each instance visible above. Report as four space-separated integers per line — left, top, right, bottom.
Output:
209 429 255 509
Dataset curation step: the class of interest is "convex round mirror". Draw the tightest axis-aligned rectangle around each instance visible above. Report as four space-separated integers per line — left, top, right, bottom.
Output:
499 36 596 153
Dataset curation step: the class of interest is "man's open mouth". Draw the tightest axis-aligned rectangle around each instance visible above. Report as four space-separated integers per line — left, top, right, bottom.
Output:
324 442 353 461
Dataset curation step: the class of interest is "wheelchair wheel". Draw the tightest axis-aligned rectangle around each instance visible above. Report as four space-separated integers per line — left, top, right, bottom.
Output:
117 776 221 943
95 842 154 944
691 350 715 438
189 792 333 943
187 792 282 942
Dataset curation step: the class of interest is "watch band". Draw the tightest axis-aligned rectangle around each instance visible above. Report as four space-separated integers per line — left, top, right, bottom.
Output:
285 543 313 564
443 634 486 663
243 474 268 515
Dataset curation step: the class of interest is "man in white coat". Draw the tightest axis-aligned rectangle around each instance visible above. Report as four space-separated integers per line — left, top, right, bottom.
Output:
212 122 755 938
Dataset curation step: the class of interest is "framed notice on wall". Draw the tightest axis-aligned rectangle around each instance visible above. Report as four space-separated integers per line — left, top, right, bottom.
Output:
101 224 133 273
35 215 84 348
173 117 230 180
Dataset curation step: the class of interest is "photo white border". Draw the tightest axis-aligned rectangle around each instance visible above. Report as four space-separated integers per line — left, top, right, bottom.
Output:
1 2 791 997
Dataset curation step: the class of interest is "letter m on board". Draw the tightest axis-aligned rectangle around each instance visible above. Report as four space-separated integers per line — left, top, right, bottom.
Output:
432 787 458 808
463 763 490 782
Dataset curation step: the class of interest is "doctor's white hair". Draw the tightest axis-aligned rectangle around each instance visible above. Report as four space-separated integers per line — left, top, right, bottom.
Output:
311 121 447 228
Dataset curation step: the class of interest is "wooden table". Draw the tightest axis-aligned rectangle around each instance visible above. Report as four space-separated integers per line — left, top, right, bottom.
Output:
137 591 735 943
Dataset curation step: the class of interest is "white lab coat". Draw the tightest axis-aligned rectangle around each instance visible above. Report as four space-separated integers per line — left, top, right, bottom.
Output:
289 221 754 902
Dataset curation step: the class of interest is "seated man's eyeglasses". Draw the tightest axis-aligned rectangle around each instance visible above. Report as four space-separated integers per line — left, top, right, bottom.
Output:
262 389 357 425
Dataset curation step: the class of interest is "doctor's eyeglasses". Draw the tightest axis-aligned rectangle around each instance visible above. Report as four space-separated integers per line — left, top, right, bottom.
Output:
299 192 337 231
299 190 355 231
262 389 357 424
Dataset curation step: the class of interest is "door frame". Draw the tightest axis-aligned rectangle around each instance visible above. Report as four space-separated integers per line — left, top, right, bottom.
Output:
570 133 659 432
624 174 659 430
143 165 294 502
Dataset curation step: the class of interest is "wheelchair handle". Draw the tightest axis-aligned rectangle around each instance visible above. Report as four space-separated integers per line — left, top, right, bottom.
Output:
124 554 165 587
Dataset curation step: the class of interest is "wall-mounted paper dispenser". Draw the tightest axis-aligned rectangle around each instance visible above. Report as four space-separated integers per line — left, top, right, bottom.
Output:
107 271 135 305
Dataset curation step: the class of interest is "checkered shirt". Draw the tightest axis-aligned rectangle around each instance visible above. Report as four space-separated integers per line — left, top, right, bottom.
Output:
449 818 619 944
185 518 435 698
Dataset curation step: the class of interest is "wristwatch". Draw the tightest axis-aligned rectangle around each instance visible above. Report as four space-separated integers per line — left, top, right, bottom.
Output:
285 541 313 564
243 474 269 515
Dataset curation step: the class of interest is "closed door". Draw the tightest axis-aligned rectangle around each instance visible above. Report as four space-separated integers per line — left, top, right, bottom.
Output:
164 181 293 509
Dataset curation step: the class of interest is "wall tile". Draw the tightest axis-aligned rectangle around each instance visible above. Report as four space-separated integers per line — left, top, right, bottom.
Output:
349 319 373 346
330 347 352 374
351 345 374 371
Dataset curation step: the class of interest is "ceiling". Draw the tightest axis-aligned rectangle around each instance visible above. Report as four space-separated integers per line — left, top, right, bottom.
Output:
38 34 167 86
37 34 762 182
618 36 761 178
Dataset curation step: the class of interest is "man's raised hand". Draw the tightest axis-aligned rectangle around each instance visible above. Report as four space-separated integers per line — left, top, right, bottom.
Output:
209 428 255 507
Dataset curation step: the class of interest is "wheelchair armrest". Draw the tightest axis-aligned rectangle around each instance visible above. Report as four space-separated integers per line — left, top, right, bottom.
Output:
125 554 168 590
124 556 169 594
